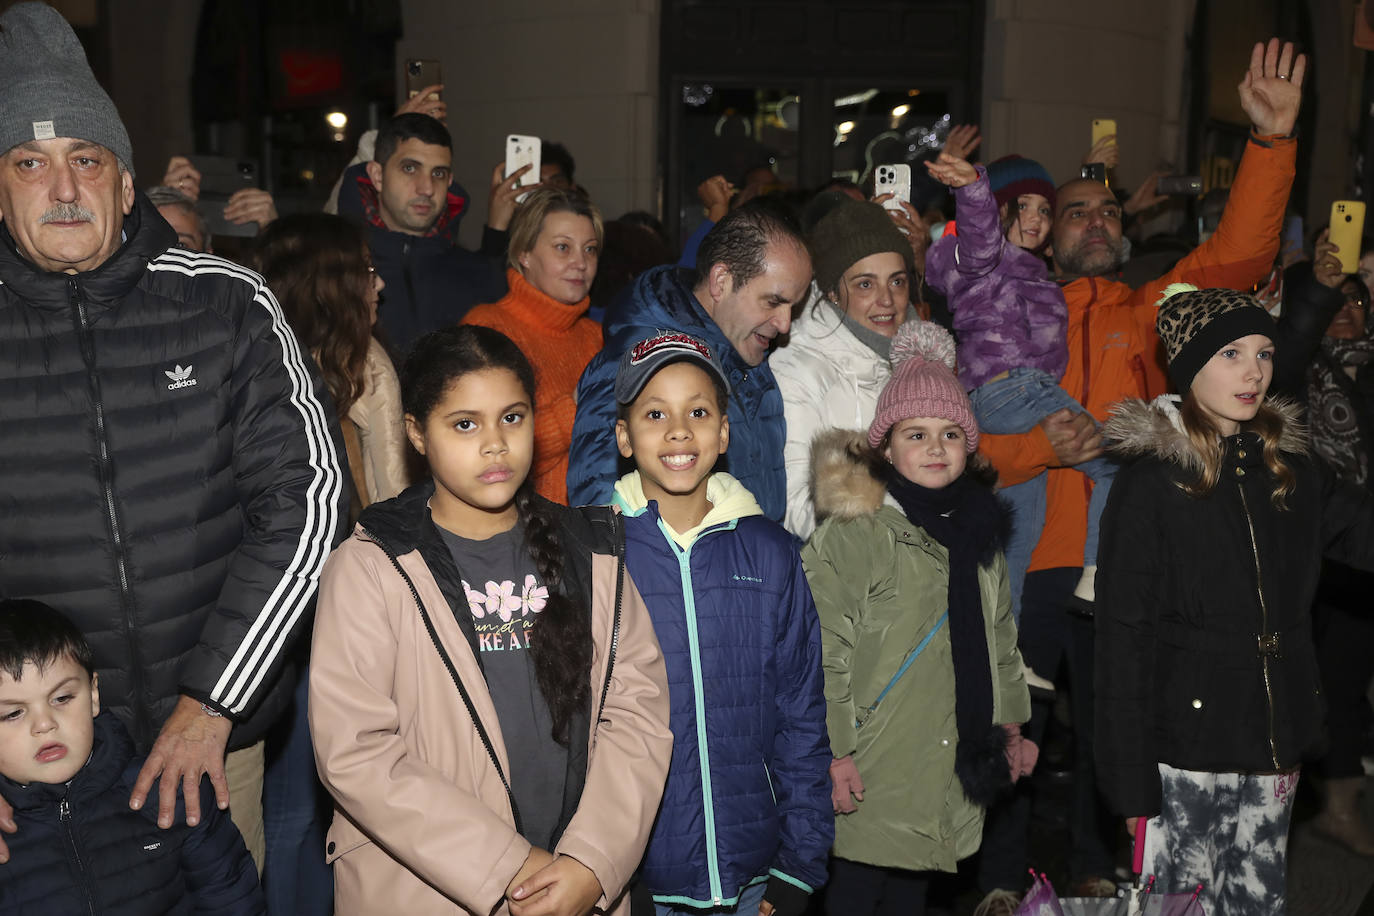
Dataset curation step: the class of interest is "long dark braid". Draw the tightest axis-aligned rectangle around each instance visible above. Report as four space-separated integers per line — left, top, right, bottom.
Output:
402 325 594 745
516 483 592 744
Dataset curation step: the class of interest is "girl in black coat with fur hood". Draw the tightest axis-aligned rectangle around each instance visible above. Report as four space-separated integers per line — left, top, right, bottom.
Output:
1095 283 1374 915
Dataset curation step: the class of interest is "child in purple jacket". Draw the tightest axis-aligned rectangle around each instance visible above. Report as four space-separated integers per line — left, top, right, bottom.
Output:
924 152 1115 630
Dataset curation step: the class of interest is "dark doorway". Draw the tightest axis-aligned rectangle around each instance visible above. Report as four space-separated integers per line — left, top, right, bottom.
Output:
660 0 986 247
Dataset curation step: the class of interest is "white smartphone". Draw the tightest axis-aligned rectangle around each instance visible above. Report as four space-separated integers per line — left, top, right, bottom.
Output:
874 163 912 216
505 135 542 203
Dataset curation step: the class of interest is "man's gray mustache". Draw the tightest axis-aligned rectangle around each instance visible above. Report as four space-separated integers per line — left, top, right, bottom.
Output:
39 203 95 223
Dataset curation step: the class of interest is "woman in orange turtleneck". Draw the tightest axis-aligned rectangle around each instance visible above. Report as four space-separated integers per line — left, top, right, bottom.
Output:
462 188 604 503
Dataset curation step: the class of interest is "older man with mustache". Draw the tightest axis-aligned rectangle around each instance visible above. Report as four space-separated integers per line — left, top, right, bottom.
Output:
970 38 1307 910
0 1 345 872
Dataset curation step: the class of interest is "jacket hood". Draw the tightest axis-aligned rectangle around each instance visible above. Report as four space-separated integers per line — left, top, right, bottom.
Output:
336 160 469 243
0 191 177 311
612 471 762 548
3 710 129 812
809 428 890 522
1106 394 1308 474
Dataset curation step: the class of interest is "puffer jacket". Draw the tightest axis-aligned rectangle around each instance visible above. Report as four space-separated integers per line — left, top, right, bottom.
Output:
924 166 1068 391
568 265 788 521
0 193 346 752
978 134 1297 571
771 298 892 540
337 162 506 354
800 432 1030 873
612 473 832 912
0 711 263 915
309 481 673 915
1096 395 1374 818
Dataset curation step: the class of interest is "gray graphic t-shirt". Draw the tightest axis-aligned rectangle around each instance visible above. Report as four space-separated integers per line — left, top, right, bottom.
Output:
437 522 569 849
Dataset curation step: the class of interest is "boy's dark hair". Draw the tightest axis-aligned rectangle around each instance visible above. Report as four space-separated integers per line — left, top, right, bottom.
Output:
374 113 452 167
615 357 730 422
542 141 576 184
0 599 94 681
693 200 806 291
401 325 591 746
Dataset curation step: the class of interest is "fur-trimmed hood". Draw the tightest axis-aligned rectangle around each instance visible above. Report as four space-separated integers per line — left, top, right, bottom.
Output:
1105 394 1308 476
810 428 888 522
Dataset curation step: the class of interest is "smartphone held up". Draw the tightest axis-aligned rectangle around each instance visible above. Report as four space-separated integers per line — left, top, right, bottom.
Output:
505 135 542 203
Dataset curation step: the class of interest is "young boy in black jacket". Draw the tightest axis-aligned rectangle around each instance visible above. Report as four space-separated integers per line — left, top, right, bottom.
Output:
0 599 264 915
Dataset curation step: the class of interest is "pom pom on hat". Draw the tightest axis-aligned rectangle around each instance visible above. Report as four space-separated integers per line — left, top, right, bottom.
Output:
1155 282 1200 307
868 320 979 452
890 319 957 373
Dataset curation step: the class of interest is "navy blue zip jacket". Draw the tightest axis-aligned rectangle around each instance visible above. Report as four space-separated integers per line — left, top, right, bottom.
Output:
0 711 264 915
567 266 788 521
612 474 831 913
336 162 506 355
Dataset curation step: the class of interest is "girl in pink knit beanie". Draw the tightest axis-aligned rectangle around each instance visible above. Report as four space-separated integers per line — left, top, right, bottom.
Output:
802 320 1035 914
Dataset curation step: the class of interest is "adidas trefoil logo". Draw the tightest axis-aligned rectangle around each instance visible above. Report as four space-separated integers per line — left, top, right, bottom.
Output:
164 364 198 390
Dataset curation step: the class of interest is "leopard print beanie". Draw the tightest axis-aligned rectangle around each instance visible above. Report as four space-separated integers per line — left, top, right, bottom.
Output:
1155 282 1277 392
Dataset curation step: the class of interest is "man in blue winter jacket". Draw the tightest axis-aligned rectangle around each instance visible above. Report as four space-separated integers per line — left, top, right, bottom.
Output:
568 202 812 520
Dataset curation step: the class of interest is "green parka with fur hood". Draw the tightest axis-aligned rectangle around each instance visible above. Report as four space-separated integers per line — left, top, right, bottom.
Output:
800 431 1031 872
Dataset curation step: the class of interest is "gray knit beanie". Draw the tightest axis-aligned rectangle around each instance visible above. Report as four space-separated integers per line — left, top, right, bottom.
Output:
808 198 914 298
0 2 133 174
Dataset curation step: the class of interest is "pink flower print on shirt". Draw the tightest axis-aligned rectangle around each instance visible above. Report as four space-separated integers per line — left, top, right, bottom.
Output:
521 574 549 616
463 581 488 619
485 579 522 622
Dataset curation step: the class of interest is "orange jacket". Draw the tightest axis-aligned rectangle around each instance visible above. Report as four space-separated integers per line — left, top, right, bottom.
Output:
979 134 1296 572
463 269 603 504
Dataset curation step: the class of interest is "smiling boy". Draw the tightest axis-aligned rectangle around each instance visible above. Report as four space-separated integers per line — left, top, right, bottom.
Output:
611 332 832 916
0 600 263 915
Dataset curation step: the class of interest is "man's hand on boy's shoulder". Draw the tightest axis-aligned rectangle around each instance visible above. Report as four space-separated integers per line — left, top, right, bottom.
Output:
129 695 232 831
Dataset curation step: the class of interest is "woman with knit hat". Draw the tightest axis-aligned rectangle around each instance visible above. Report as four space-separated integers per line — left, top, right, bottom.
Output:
925 151 1116 628
802 320 1034 915
462 187 603 503
772 196 920 539
1096 284 1374 912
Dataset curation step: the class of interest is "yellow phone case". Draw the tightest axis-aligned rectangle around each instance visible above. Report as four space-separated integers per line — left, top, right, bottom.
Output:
1330 201 1366 274
1091 118 1117 148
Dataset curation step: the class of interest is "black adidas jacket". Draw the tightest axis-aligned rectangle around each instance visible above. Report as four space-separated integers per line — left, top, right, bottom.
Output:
0 193 346 751
0 711 264 915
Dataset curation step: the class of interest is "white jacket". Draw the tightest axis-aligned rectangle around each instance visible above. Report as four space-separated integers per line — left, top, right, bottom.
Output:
771 295 892 539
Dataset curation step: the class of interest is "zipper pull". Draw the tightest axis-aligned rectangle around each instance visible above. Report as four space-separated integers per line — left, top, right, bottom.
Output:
60 797 70 820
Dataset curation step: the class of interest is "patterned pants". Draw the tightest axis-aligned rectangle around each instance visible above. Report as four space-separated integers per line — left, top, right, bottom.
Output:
1142 763 1299 916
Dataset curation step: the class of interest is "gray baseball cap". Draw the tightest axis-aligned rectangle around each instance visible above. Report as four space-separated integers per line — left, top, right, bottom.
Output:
614 330 732 406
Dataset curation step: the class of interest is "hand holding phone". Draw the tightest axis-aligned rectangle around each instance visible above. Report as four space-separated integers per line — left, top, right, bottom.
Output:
874 163 912 214
505 135 542 204
405 60 442 102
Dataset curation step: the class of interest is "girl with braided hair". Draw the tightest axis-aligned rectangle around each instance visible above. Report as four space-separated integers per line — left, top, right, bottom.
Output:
308 324 672 916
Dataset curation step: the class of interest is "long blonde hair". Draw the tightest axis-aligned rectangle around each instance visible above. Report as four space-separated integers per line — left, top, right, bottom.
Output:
1177 395 1296 508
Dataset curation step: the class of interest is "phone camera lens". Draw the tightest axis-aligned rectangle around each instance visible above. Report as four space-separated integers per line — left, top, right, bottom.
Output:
407 62 420 76
1347 215 1354 223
